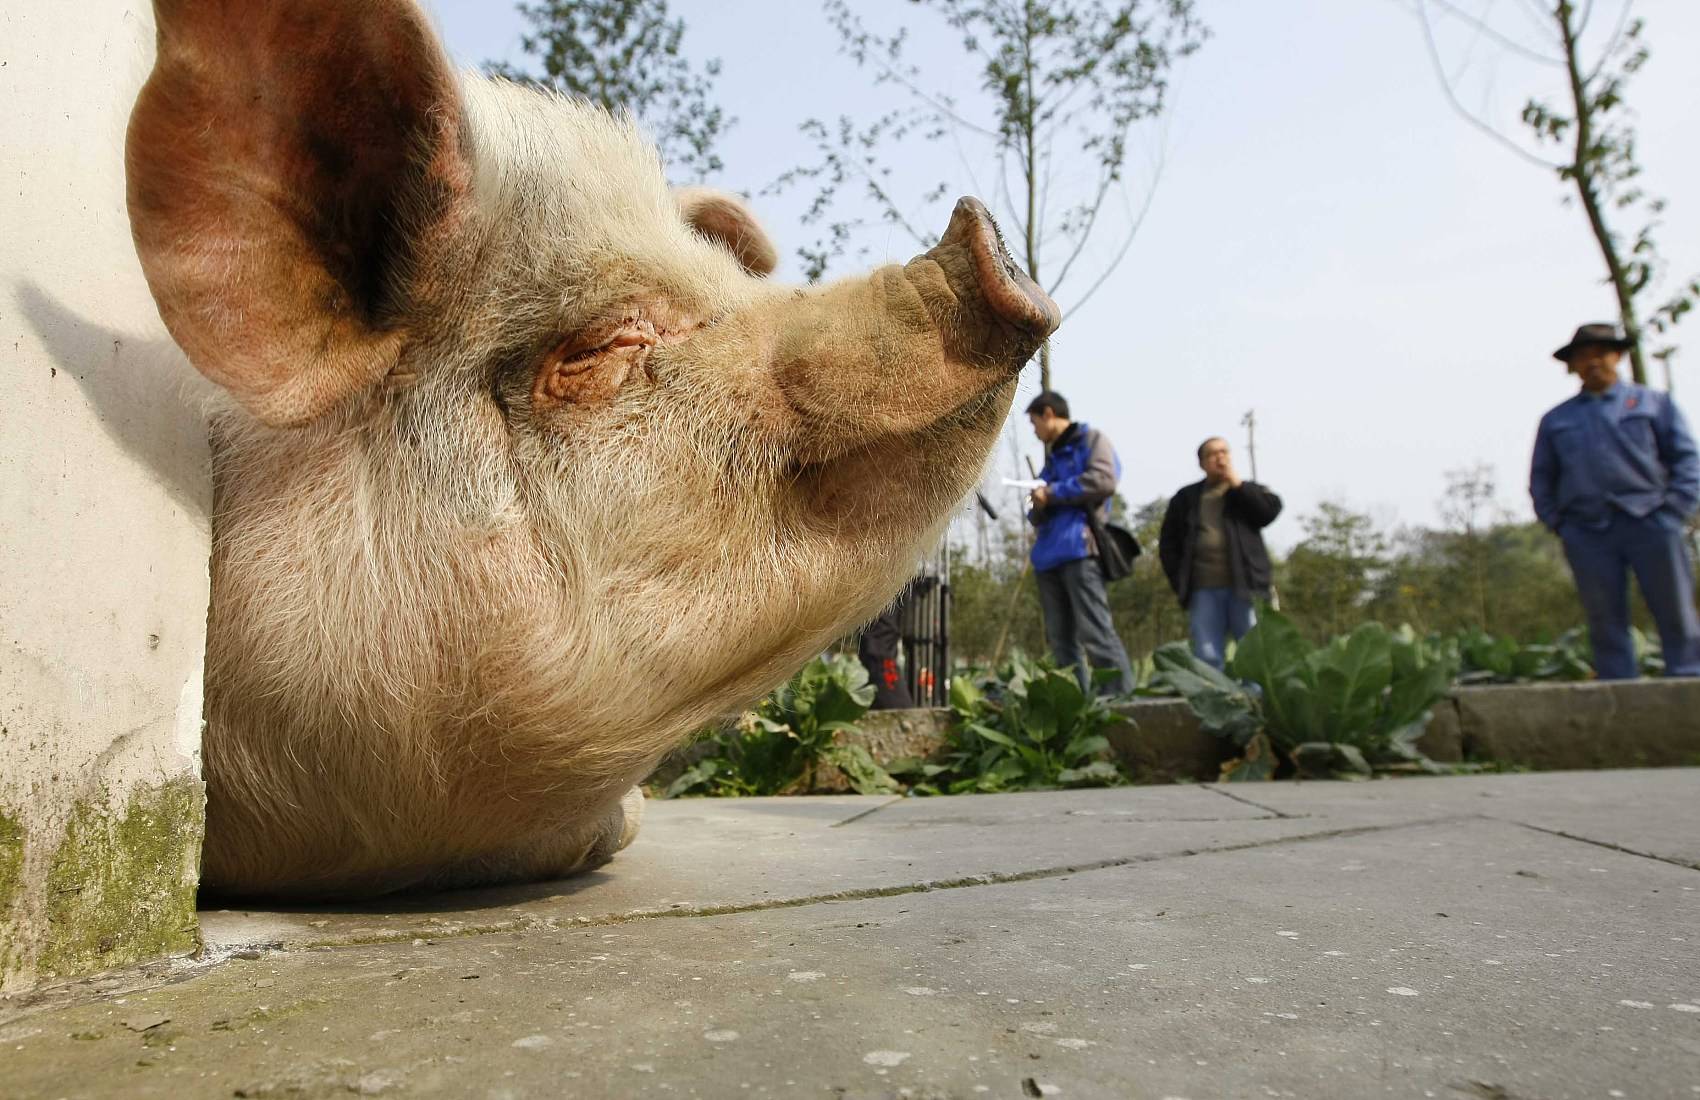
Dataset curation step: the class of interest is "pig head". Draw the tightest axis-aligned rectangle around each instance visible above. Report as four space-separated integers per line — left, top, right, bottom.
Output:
125 0 1060 898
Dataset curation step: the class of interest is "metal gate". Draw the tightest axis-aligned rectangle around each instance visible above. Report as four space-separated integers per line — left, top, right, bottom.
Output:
895 546 951 707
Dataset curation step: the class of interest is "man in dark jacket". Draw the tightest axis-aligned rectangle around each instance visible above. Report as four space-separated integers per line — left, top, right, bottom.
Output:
1026 391 1135 695
1158 437 1283 669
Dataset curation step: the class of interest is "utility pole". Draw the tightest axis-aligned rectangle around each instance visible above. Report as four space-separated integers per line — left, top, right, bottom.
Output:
1241 409 1260 482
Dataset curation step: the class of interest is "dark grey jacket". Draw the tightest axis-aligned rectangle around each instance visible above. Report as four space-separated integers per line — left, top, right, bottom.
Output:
1157 480 1283 607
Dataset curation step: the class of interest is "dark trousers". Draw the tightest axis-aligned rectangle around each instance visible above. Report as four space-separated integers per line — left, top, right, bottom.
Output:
1035 556 1135 696
857 605 914 709
1560 511 1700 680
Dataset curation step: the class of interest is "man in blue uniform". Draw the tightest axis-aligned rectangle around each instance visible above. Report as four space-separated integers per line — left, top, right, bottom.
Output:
1026 391 1136 695
1530 322 1700 679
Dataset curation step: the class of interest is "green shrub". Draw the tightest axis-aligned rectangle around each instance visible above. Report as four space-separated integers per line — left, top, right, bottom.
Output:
894 653 1128 794
1445 626 1592 683
1442 625 1661 683
664 655 898 798
1154 611 1457 781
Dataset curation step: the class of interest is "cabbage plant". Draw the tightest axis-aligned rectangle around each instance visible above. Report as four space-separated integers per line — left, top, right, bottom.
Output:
1155 611 1457 781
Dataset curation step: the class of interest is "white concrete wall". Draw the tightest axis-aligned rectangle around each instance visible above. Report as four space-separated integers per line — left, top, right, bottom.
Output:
0 2 209 992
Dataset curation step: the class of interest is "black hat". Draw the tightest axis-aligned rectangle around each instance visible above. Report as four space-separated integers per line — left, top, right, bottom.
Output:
1553 322 1634 363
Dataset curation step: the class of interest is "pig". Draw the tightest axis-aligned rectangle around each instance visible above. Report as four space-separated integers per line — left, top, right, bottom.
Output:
124 0 1060 899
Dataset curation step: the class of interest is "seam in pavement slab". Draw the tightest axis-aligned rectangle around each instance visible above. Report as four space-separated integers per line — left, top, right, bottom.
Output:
828 795 907 827
1495 818 1700 872
0 813 1478 1027
268 813 1472 951
829 799 1284 829
1200 783 1299 818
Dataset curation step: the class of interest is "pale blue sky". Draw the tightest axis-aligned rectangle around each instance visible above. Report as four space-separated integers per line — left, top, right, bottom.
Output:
422 0 1699 547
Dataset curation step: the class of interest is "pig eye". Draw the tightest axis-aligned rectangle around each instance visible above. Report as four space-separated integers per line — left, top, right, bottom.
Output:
531 320 659 408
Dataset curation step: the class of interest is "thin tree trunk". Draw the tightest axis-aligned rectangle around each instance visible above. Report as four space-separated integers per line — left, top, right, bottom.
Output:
989 558 1032 667
1022 0 1047 392
1557 0 1648 385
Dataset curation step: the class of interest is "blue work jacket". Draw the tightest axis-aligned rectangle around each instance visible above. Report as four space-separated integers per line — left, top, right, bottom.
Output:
1029 422 1121 572
1529 381 1700 533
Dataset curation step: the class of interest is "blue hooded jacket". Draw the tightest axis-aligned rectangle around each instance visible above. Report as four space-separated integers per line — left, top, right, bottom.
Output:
1029 421 1122 573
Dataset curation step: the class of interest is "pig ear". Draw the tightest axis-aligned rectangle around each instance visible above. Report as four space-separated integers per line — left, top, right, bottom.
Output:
675 188 779 277
125 0 471 427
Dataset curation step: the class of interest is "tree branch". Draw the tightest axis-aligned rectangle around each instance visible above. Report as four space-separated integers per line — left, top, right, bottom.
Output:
1576 0 1597 39
1585 0 1635 86
1061 166 1164 319
1036 130 1057 244
1510 0 1569 49
1045 167 1119 296
1421 0 1565 66
826 2 1002 140
1416 0 1567 172
854 164 935 250
994 152 1030 249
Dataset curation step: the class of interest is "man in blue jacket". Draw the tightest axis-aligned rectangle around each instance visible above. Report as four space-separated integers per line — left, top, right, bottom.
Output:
1530 322 1700 679
1026 391 1135 695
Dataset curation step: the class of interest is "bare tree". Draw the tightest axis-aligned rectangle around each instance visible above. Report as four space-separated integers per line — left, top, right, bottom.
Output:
1407 0 1697 386
769 0 1207 390
1438 463 1505 627
487 0 731 181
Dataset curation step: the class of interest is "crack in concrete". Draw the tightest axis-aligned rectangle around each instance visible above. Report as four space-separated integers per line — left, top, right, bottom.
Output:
1200 784 1297 818
828 796 907 828
6 812 1473 1024
1064 815 1299 823
275 814 1471 950
1496 818 1700 872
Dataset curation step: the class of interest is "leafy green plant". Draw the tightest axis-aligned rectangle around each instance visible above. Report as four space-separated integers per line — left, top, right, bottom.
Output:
1632 626 1666 676
896 654 1128 794
1154 611 1458 781
663 656 898 797
1447 627 1593 684
1441 624 1665 683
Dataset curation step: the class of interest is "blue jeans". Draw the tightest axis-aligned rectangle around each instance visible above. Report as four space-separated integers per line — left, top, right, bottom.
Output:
1035 557 1135 696
1559 511 1700 679
1188 587 1256 671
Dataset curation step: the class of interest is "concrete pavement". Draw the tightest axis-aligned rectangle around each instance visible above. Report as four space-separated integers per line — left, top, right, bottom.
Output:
3 770 1697 1098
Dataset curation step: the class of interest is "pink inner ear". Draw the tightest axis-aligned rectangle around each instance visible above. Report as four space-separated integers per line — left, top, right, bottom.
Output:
678 190 780 278
126 0 470 427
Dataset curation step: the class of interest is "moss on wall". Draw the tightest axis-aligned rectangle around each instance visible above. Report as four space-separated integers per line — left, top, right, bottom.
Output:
34 778 203 979
0 809 22 908
0 808 24 970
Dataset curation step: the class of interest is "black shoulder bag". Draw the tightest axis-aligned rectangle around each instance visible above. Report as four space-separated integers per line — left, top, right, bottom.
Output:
1087 507 1142 583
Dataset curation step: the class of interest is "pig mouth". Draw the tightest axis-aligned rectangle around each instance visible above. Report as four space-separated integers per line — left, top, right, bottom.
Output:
939 196 1061 339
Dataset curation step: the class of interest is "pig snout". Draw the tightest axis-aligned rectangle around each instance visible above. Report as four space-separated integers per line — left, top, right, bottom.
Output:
928 197 1061 345
741 195 1065 466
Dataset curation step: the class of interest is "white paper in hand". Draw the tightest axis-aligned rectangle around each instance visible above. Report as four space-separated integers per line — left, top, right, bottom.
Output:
1001 477 1046 491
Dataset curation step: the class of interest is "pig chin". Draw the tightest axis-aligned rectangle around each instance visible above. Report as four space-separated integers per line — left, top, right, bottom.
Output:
788 377 1016 533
